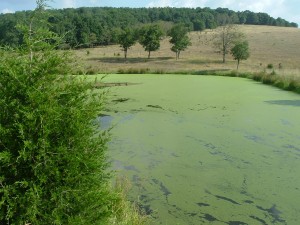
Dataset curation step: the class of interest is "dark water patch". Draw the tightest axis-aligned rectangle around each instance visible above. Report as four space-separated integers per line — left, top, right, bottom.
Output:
159 182 171 202
124 165 139 172
172 204 182 211
241 160 251 165
256 204 286 224
98 114 113 130
204 143 217 150
196 202 210 207
202 213 218 222
137 202 153 215
168 209 179 218
210 151 220 155
244 200 254 204
227 221 248 225
280 119 292 126
215 195 240 205
204 189 212 195
132 175 146 191
250 215 268 225
191 105 219 111
118 114 135 124
139 194 148 202
152 178 159 185
265 100 300 107
112 98 130 103
168 108 178 114
171 153 179 157
131 108 147 113
189 107 208 111
148 160 161 170
152 178 171 202
241 176 247 194
284 144 300 152
147 104 164 109
244 135 264 143
205 190 240 205
186 135 205 144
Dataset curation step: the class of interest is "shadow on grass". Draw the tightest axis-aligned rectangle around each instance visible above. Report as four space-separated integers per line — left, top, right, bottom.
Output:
88 57 173 64
193 69 231 75
265 100 300 107
187 59 222 64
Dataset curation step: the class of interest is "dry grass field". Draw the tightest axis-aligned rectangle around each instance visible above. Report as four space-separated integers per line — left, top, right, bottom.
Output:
74 25 300 76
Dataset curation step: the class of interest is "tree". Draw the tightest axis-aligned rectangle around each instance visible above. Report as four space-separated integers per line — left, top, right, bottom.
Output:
231 40 250 70
213 24 244 63
193 19 206 31
117 27 137 59
0 1 115 224
89 32 98 47
168 23 191 60
139 24 163 59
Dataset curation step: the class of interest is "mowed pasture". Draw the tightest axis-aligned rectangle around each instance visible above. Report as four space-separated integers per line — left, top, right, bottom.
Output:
74 25 300 76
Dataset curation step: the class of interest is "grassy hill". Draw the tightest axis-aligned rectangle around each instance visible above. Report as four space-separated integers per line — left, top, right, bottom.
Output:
75 25 300 76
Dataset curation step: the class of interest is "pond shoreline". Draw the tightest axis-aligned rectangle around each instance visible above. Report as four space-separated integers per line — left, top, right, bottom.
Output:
102 74 300 225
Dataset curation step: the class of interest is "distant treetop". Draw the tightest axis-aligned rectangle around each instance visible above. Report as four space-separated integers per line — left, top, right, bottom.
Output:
0 7 297 48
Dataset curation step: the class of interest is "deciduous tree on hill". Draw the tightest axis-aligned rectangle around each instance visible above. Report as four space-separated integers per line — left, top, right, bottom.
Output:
231 40 250 70
168 23 191 60
213 24 244 63
139 24 163 59
117 27 137 59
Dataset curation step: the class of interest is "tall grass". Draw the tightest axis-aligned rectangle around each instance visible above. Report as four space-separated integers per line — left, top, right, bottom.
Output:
208 70 300 94
109 177 150 225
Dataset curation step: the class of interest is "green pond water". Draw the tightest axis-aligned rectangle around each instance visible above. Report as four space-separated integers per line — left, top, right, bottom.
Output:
100 74 300 225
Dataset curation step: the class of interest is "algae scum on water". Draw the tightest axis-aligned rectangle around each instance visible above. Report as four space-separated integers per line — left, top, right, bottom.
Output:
100 74 300 225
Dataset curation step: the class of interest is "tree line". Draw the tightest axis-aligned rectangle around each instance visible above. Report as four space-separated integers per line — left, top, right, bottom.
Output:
116 23 190 60
0 7 298 48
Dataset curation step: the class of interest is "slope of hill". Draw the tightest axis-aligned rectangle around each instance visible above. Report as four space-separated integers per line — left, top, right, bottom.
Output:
76 25 300 76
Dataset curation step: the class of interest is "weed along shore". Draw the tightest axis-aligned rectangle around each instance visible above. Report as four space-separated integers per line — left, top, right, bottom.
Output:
98 74 300 225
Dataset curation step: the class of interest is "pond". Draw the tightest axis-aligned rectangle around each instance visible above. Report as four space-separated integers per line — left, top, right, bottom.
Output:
101 74 300 225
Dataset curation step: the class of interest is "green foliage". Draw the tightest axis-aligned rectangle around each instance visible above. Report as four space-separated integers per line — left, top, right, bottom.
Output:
139 24 163 59
117 27 138 59
0 1 115 224
1 7 296 48
168 24 191 60
230 40 250 69
108 177 150 225
193 19 206 31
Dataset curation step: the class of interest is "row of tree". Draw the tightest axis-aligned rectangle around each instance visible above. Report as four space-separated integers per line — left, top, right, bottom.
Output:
116 23 190 60
0 7 297 48
117 23 250 69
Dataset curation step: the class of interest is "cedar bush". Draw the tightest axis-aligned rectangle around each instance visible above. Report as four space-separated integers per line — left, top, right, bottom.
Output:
0 1 115 224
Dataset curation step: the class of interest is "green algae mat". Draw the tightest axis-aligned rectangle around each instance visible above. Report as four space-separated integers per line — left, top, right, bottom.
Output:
100 74 300 225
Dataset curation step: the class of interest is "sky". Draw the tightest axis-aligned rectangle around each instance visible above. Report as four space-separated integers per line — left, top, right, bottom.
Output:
0 0 299 26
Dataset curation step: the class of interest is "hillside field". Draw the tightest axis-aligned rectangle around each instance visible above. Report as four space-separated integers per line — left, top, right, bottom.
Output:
75 25 300 76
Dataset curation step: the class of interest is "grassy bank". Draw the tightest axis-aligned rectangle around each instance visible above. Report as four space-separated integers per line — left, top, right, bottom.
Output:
90 67 300 95
200 70 300 94
75 25 300 76
109 177 150 225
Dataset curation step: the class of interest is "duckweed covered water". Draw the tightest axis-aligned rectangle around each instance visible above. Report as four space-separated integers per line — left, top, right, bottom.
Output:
101 74 300 225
